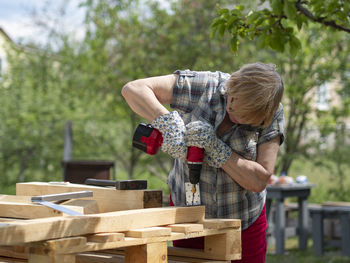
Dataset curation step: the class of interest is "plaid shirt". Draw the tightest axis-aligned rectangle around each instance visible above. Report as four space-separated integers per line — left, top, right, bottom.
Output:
168 69 285 230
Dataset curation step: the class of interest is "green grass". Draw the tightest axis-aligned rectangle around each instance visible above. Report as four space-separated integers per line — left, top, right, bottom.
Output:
285 158 350 203
267 237 350 263
267 158 350 262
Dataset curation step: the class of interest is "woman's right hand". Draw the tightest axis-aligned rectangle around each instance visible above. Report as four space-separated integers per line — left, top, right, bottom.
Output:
151 111 187 159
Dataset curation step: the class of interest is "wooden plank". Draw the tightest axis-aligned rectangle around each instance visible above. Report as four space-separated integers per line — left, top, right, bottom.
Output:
323 201 350 207
76 252 124 263
43 237 87 252
143 191 163 208
60 200 99 215
169 245 241 261
168 224 204 234
126 227 171 238
86 233 124 243
42 228 240 259
0 194 98 219
77 251 230 263
0 256 27 263
29 237 87 258
200 219 241 230
28 228 239 256
204 230 241 260
16 182 162 212
0 200 98 219
0 201 62 219
0 206 205 245
28 253 75 263
125 242 167 263
0 195 31 203
0 218 19 223
0 246 28 259
169 255 230 263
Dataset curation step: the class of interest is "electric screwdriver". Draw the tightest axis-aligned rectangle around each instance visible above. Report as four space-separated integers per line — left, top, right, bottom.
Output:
132 123 204 195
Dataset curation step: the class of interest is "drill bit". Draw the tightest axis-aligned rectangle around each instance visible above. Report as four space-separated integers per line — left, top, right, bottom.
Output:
192 184 196 205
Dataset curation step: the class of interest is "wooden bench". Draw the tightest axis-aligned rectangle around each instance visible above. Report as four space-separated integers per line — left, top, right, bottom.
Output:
266 184 314 254
309 203 350 257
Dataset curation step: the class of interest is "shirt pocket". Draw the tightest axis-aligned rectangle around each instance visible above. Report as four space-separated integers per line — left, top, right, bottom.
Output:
231 129 259 161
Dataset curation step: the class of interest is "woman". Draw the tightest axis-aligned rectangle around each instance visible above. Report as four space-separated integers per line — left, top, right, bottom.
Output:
122 62 285 262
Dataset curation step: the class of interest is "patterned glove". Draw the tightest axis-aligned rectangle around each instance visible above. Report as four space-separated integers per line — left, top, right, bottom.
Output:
185 121 232 168
151 111 187 159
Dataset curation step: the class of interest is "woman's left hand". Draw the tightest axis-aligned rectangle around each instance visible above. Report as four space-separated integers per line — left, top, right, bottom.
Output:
185 121 232 168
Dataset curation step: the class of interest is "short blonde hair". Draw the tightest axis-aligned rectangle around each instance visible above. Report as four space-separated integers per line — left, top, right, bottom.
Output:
226 62 284 128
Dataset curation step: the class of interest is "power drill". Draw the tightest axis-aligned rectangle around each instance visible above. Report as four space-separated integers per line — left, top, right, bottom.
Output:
132 123 204 205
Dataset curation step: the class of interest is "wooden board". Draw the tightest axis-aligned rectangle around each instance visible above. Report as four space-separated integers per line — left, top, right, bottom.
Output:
204 229 241 259
0 206 204 245
168 224 204 234
200 219 241 230
86 233 125 243
76 252 230 263
61 200 99 215
0 195 31 203
0 200 98 219
125 242 167 263
16 182 162 212
169 244 241 261
323 201 350 207
0 218 19 223
76 252 124 263
126 227 171 238
28 228 240 260
0 217 241 262
0 256 27 263
0 246 28 259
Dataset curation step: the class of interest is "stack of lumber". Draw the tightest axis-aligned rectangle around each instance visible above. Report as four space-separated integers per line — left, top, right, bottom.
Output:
0 182 241 262
16 182 163 212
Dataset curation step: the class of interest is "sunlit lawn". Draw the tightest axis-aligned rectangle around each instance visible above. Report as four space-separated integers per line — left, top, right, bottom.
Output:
267 236 350 263
266 159 350 262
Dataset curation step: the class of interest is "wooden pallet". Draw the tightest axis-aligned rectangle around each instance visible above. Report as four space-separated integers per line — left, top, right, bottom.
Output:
0 207 241 262
0 183 241 262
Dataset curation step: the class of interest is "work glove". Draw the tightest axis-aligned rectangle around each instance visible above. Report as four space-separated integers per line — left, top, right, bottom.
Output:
185 121 232 168
151 111 187 159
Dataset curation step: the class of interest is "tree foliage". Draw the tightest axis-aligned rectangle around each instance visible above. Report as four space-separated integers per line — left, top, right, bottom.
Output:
0 0 240 193
211 0 350 55
0 0 349 198
272 29 349 174
210 0 350 176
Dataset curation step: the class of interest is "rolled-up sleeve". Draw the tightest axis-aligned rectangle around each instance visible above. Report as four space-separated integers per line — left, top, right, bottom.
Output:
258 103 285 145
171 70 209 113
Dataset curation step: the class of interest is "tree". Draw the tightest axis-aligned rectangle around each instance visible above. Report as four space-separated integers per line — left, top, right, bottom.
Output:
1 0 246 194
211 0 350 54
316 120 350 201
210 1 350 177
0 45 70 191
3 0 347 196
273 28 349 174
79 0 241 182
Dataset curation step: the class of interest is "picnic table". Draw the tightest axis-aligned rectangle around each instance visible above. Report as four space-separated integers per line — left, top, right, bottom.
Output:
266 183 314 254
309 203 350 257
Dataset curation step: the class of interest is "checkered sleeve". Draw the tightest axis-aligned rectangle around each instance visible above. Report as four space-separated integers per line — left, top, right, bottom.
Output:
258 103 285 145
170 70 208 113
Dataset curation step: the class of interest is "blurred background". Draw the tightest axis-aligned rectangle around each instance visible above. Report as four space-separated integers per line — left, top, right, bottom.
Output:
0 0 349 205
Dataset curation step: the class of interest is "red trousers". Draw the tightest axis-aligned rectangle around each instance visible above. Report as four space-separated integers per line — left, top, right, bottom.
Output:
170 196 267 263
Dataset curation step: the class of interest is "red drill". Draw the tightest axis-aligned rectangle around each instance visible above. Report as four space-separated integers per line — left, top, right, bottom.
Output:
132 123 204 198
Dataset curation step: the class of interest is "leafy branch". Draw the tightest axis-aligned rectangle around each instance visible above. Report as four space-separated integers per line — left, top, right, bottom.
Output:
211 0 349 54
